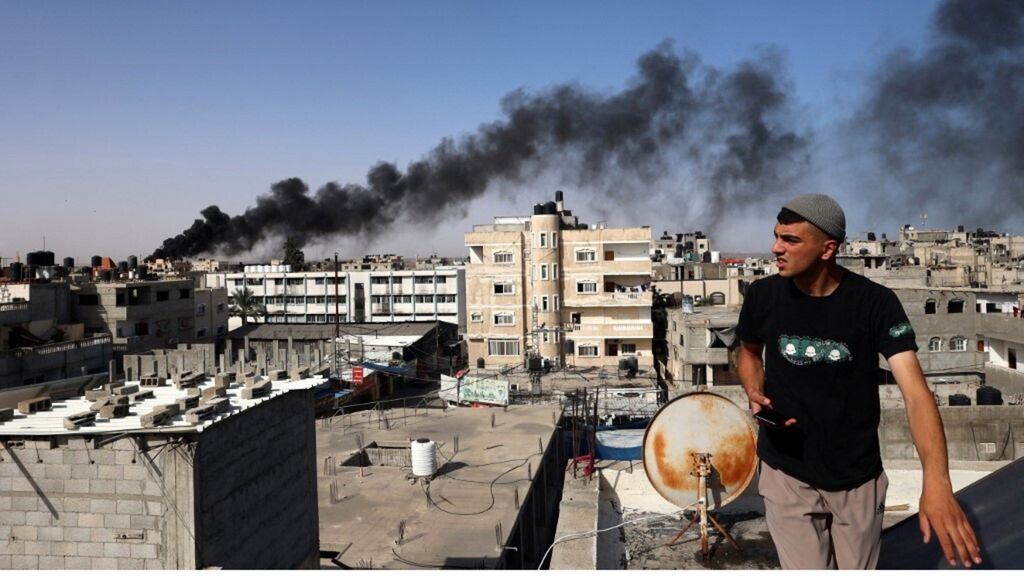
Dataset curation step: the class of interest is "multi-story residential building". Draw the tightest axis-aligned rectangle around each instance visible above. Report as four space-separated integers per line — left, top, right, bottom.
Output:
0 282 111 387
193 286 229 340
72 279 197 353
464 191 653 370
206 266 466 331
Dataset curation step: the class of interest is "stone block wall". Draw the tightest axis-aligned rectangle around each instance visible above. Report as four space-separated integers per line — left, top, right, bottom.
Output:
0 436 195 570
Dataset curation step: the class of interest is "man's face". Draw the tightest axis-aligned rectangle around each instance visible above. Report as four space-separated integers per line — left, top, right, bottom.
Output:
772 221 835 278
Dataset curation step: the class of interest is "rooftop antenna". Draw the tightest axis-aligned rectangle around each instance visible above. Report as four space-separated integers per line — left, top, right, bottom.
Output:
332 252 340 382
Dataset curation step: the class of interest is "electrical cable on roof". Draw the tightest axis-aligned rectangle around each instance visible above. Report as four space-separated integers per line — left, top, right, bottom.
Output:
536 506 698 570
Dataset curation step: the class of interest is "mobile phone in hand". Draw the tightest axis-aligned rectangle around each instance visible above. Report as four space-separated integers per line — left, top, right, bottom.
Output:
755 407 788 428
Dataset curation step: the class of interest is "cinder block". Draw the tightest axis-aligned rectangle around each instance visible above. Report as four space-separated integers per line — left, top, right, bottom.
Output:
89 479 116 494
78 513 104 528
104 514 130 529
91 557 118 570
118 557 146 570
39 556 65 570
64 410 98 430
131 543 159 559
202 385 228 400
12 555 39 570
115 450 137 465
123 465 149 481
0 407 12 422
100 403 130 419
115 479 142 495
130 390 156 402
37 525 62 540
59 554 90 571
214 372 235 386
142 481 162 498
177 394 201 412
37 449 64 464
64 479 90 493
90 499 116 514
141 406 174 428
115 384 140 396
90 449 116 465
78 541 105 557
144 559 164 570
44 463 73 480
269 369 287 381
70 465 99 480
0 556 10 570
17 396 52 414
12 496 38 511
10 476 32 491
116 500 145 515
25 511 54 527
144 501 164 515
24 540 50 555
104 542 132 557
0 539 25 556
98 465 124 480
63 526 91 541
51 540 77 555
130 515 159 531
85 388 109 401
12 525 37 540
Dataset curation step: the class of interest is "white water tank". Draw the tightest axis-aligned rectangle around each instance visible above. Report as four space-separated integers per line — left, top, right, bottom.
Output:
410 438 437 477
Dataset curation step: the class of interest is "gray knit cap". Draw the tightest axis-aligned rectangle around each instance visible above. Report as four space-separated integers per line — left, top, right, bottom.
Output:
782 193 846 241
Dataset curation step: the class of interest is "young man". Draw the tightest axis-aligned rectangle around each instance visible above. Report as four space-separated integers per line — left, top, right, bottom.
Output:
736 193 981 569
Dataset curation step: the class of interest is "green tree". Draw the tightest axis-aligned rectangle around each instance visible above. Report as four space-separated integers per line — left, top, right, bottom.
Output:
283 236 305 271
228 287 266 326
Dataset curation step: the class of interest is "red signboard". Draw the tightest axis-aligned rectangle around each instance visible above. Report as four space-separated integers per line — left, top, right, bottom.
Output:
352 366 364 386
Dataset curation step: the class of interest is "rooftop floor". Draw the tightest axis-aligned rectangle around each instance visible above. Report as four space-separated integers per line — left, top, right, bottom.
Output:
315 403 560 569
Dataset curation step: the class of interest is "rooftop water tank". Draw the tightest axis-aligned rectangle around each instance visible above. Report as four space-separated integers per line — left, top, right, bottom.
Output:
411 438 437 478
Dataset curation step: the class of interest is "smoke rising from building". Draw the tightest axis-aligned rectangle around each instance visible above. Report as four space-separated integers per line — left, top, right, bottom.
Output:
857 0 1024 227
150 42 809 259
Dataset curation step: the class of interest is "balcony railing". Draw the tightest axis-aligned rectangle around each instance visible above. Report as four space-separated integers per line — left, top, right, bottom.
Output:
0 302 30 313
0 335 112 358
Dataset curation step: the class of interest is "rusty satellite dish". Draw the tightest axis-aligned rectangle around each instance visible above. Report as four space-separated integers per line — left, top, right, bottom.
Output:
642 391 758 512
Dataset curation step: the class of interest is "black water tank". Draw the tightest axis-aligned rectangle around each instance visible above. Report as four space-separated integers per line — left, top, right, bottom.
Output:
91 255 102 268
555 190 564 202
136 264 148 279
63 257 75 268
527 357 543 372
41 251 54 266
948 393 971 406
8 262 23 281
976 386 1003 406
563 339 575 354
544 201 557 215
627 356 639 373
80 266 93 276
867 232 876 241
618 357 631 371
118 261 129 273
533 203 544 215
128 255 139 270
476 357 485 369
101 269 114 282
26 252 42 267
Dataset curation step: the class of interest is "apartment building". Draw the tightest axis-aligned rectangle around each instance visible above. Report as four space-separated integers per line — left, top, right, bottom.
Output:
206 266 466 330
72 279 197 353
464 191 653 370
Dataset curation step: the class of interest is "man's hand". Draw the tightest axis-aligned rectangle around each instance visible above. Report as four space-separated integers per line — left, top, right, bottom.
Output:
737 342 796 426
918 481 982 568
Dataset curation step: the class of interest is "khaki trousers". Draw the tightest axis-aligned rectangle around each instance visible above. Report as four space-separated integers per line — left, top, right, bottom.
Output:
758 461 888 570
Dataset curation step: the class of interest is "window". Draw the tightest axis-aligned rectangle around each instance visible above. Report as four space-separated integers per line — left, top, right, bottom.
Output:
576 281 598 294
578 344 599 357
471 312 483 323
435 276 447 284
415 295 434 304
576 249 596 262
438 294 456 303
540 264 549 280
493 282 515 295
924 299 937 314
156 290 169 302
541 296 550 311
78 294 99 305
554 295 559 311
315 277 326 285
286 296 303 304
394 295 412 303
488 339 520 356
948 299 965 314
539 233 548 248
287 278 303 286
246 278 261 286
415 276 434 284
115 291 125 306
552 264 558 280
273 279 284 286
621 343 637 354
216 303 225 313
494 251 514 264
950 336 967 352
371 277 390 284
928 337 942 352
232 279 245 287
308 296 325 304
551 232 557 247
196 303 207 316
493 312 514 326
216 326 225 335
197 328 207 338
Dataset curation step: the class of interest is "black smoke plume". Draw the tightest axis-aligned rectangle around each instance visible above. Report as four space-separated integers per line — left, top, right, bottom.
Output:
858 0 1024 226
150 42 809 259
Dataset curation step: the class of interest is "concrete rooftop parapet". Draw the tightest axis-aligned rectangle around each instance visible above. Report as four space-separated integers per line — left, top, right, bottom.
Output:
548 469 600 569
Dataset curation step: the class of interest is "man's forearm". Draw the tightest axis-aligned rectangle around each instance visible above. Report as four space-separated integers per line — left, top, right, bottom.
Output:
905 391 952 486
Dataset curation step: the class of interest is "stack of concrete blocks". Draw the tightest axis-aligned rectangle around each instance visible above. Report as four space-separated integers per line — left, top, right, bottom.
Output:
16 397 53 415
241 375 272 401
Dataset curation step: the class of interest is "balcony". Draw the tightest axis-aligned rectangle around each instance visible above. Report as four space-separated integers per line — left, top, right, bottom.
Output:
564 321 653 338
564 291 652 308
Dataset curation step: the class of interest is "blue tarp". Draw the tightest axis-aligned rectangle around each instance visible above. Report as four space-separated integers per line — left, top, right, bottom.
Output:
359 361 409 375
595 429 645 460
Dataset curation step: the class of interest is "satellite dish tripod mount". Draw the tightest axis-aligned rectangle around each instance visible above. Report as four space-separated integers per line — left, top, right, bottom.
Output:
669 452 742 559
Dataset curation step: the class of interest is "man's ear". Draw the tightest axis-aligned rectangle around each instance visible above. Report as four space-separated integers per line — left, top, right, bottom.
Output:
820 238 838 260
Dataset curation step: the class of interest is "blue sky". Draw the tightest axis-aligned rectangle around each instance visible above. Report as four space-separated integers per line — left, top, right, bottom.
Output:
0 0 941 262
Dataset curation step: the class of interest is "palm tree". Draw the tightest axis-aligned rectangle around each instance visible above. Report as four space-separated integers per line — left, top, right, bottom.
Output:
228 287 266 326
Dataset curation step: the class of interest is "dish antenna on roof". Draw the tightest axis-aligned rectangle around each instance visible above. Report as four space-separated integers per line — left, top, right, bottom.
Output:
642 392 758 559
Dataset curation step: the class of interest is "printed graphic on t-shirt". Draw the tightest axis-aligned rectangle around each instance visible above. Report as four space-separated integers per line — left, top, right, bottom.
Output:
778 335 852 366
888 322 915 339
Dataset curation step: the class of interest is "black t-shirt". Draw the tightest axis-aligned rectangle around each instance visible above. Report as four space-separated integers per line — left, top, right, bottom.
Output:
735 269 918 490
